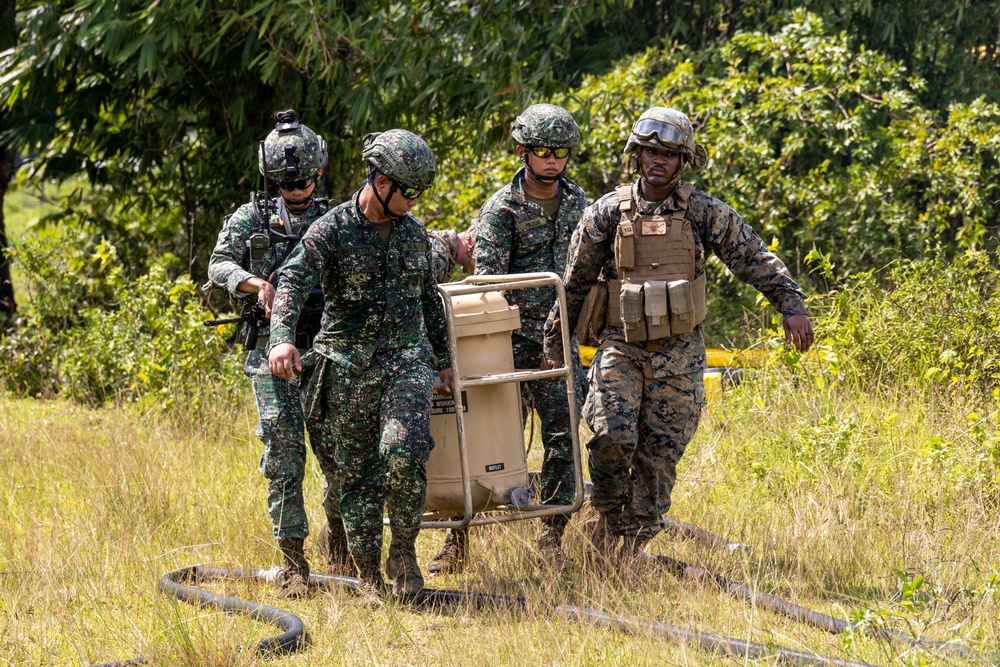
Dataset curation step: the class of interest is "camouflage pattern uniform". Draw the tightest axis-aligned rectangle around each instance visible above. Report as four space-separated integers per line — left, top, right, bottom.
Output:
270 131 450 568
207 198 334 543
474 168 588 507
429 229 460 284
543 180 808 541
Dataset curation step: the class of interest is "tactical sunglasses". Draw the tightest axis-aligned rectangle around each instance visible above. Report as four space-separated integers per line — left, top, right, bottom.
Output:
631 118 686 146
276 176 315 191
393 181 426 200
528 146 571 159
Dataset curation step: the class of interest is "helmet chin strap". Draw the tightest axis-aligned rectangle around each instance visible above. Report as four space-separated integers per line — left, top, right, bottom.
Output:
277 172 319 208
368 170 405 221
664 160 686 189
637 151 688 194
281 192 313 207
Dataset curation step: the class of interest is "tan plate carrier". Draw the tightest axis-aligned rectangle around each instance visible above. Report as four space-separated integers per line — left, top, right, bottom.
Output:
577 182 706 346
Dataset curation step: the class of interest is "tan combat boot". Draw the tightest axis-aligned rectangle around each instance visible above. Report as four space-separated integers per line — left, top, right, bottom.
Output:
317 518 353 576
385 527 424 598
426 526 468 575
619 528 653 569
353 554 386 607
585 511 621 573
277 537 310 599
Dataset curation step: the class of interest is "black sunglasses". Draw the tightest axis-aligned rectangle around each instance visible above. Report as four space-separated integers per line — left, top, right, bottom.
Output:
393 181 426 200
276 176 315 191
528 146 571 159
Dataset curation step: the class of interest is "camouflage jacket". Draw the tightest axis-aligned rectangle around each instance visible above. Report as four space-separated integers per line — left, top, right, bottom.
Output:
428 229 459 284
543 179 808 376
270 191 451 373
473 168 587 344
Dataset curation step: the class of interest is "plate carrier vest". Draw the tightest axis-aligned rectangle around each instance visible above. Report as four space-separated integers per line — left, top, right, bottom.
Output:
576 182 706 345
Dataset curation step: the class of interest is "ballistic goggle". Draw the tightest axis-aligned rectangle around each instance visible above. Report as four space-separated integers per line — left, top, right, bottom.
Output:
631 118 688 149
393 180 426 200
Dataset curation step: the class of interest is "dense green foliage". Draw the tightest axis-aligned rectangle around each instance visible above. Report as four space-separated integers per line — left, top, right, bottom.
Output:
0 226 240 405
817 250 1000 396
0 0 616 281
3 0 999 282
426 12 1000 342
2 2 1000 403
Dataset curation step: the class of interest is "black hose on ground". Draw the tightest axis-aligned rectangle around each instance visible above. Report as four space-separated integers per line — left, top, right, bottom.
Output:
661 516 749 552
88 566 875 667
556 605 873 667
644 549 986 662
88 566 308 667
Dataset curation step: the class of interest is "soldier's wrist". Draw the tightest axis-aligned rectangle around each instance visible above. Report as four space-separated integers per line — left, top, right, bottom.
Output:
268 331 295 349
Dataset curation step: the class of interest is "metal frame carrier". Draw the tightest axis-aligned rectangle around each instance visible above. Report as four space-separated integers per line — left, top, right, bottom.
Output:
419 272 584 529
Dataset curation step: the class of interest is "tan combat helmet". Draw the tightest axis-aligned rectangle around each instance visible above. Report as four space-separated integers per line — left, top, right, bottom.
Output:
624 107 708 172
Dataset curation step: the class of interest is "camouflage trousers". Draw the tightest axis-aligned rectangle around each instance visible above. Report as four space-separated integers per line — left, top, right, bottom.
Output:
583 343 704 537
248 348 341 541
513 335 583 507
304 353 434 560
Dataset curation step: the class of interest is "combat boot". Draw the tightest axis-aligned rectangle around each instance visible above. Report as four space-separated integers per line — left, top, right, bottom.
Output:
353 554 386 607
317 518 352 576
537 514 570 568
426 526 468 575
584 511 621 573
619 529 652 566
277 537 310 599
385 527 424 598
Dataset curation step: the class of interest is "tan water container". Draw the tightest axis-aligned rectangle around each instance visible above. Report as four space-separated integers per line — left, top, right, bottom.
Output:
426 287 529 514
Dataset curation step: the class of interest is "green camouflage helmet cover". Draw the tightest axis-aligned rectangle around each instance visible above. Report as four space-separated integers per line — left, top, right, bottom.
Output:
258 110 328 183
624 106 708 172
510 103 580 148
362 129 436 189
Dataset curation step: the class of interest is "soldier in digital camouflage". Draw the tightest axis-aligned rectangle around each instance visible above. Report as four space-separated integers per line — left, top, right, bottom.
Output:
428 227 476 283
206 109 349 599
268 129 453 602
542 106 814 564
428 104 589 574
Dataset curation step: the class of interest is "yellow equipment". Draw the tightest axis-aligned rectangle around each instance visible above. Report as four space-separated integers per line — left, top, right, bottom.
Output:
580 344 740 403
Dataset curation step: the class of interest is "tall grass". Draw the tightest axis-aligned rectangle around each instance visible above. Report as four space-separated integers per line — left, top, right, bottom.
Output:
3 251 998 665
2 360 997 666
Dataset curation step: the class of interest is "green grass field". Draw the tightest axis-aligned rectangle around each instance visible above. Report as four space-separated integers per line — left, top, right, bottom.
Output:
2 365 997 666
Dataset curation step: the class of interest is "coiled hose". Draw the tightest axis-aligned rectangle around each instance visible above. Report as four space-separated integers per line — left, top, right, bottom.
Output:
87 520 988 667
90 565 875 667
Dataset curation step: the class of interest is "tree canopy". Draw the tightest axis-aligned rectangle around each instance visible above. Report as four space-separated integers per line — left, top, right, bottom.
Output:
0 0 616 279
3 1 999 285
3 0 1000 398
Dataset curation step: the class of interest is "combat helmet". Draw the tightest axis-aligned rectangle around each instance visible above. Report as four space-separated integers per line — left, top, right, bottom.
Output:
624 107 708 172
510 103 580 148
362 129 436 190
362 129 435 219
258 109 329 185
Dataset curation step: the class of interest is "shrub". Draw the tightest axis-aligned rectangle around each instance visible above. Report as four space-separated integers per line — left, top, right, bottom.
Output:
815 250 1000 396
0 228 242 407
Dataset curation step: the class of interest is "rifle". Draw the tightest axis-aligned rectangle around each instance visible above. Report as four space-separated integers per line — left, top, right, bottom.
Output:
204 299 270 351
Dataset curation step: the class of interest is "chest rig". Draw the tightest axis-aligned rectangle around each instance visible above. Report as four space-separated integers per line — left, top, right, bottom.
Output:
248 198 330 349
603 182 706 343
